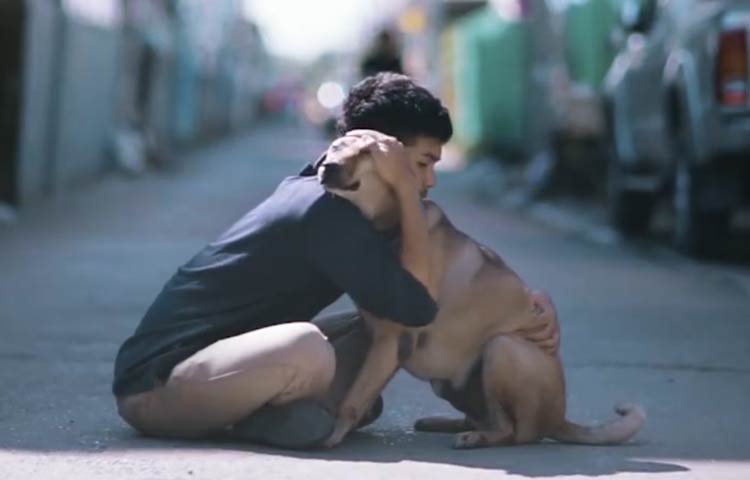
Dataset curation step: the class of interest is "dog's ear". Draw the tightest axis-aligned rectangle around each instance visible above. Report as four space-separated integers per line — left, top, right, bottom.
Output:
326 136 366 167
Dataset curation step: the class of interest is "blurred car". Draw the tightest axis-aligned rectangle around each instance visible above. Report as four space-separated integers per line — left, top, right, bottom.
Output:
603 0 750 255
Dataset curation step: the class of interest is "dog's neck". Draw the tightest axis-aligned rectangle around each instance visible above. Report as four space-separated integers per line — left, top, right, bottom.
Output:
344 177 401 231
372 207 399 231
357 195 399 231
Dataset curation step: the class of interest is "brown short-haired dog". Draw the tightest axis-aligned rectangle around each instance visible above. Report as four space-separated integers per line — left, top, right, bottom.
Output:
319 135 645 449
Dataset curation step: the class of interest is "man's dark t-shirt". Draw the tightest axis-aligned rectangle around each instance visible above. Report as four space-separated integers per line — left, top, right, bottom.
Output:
112 162 437 397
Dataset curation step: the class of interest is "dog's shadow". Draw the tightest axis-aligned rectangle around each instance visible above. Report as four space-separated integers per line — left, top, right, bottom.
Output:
185 428 688 478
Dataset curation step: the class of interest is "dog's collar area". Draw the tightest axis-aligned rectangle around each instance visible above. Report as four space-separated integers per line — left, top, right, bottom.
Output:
341 181 360 191
313 152 327 170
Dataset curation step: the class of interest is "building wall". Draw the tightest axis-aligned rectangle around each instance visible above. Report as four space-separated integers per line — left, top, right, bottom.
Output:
15 0 272 207
18 0 121 201
18 0 60 203
54 19 120 187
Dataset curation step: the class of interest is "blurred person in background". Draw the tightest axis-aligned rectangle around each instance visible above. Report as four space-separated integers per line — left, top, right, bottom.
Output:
359 28 403 78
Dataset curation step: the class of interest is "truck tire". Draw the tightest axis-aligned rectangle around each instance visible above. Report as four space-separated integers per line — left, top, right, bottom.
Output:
673 163 730 256
603 96 656 235
607 159 656 235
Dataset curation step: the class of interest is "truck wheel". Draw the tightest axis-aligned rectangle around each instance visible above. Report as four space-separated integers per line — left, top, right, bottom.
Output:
673 163 730 256
607 159 655 235
604 97 655 235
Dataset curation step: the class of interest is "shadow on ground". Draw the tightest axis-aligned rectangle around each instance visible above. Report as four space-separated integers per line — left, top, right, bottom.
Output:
87 426 691 478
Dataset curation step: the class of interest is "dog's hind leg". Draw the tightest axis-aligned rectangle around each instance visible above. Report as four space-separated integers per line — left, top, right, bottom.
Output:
452 336 524 449
452 402 515 449
414 416 472 433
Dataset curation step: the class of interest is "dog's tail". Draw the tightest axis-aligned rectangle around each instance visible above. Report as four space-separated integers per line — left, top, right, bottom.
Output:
549 403 646 445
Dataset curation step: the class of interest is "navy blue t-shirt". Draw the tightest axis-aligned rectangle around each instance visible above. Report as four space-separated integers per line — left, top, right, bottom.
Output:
112 161 437 396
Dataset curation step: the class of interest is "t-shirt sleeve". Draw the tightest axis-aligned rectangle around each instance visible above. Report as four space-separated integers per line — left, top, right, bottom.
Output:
303 196 437 328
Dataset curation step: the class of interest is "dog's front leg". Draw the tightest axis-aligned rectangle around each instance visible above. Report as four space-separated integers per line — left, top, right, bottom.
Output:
325 319 401 447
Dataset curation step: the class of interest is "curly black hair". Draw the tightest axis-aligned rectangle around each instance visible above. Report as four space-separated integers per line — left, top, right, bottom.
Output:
337 73 453 144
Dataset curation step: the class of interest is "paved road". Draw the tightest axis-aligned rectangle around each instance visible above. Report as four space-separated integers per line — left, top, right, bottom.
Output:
1 122 748 479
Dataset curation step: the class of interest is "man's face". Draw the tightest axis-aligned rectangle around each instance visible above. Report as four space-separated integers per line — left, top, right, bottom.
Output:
403 136 443 198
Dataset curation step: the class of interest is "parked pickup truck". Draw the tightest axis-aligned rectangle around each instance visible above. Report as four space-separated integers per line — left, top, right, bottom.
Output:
603 0 750 255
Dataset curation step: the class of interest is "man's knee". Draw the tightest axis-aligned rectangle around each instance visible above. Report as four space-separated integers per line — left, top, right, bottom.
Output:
287 323 336 390
312 311 362 340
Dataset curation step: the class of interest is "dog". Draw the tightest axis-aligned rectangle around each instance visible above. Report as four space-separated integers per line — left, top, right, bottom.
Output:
317 139 645 449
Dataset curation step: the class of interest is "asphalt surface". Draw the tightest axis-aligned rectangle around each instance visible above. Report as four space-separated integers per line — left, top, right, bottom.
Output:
1 121 749 479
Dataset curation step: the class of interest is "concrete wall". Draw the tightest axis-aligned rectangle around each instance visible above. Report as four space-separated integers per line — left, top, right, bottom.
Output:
17 0 121 203
54 19 120 188
15 0 271 207
18 0 59 203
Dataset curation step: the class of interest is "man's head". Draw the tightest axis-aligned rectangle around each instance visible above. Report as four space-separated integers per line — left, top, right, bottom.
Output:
336 73 452 197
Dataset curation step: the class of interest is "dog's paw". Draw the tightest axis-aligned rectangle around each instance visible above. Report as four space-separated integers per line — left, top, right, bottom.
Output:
324 413 356 448
323 432 344 448
324 424 348 448
452 431 486 449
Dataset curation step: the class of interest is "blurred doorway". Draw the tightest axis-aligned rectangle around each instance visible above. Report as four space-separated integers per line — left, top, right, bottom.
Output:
0 0 26 206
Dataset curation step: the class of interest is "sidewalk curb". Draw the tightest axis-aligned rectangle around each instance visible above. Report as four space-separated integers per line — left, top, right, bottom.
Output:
440 161 750 299
522 200 750 298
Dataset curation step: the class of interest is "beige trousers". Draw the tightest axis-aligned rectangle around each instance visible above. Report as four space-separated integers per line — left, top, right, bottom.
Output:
117 312 370 438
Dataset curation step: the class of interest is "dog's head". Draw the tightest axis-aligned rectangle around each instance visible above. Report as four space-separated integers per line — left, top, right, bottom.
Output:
318 138 398 226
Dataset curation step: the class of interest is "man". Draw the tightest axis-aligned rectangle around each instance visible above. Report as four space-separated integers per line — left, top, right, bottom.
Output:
113 73 559 449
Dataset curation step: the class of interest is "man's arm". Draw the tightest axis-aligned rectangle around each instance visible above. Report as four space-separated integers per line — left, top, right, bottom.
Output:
303 197 437 328
342 129 437 299
393 185 437 299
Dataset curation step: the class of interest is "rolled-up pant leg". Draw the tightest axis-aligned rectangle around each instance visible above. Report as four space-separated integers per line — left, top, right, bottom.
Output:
116 321 336 438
